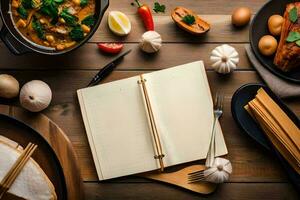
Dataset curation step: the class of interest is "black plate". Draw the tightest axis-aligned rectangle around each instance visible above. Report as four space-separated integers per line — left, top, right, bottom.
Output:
250 0 300 83
0 113 67 199
231 83 300 191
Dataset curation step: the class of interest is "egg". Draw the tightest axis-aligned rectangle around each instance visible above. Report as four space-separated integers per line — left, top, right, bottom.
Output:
268 15 284 36
232 7 252 27
258 35 278 56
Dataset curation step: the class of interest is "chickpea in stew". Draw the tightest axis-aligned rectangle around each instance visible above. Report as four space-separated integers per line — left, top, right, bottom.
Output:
11 0 96 51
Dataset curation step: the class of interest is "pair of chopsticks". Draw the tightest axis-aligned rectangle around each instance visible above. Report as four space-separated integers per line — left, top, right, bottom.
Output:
138 75 165 172
0 143 38 198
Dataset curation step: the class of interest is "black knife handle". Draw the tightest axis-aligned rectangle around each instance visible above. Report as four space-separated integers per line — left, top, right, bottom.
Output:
88 62 116 86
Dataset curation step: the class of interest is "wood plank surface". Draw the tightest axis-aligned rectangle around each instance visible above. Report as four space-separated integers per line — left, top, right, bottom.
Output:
106 0 267 15
83 182 298 200
91 14 250 43
0 43 253 70
1 0 299 198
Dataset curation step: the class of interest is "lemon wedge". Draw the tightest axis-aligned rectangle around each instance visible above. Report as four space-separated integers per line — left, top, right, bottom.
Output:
108 11 131 36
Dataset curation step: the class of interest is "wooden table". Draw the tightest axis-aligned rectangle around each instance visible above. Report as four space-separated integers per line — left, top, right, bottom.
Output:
0 0 299 199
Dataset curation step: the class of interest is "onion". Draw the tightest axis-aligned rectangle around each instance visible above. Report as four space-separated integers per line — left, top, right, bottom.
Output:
0 74 19 99
19 80 52 112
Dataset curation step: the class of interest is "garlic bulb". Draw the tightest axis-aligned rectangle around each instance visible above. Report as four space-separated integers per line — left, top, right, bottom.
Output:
139 31 162 53
20 80 52 112
204 158 232 183
210 44 239 74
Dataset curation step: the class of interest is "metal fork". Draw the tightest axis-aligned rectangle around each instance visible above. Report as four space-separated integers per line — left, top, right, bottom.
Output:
187 92 224 183
205 92 224 167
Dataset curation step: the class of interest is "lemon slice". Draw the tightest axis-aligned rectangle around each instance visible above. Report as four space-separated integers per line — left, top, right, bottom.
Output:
108 11 131 36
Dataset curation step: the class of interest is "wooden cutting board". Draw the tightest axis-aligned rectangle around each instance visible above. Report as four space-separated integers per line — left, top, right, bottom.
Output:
139 165 217 194
0 105 84 200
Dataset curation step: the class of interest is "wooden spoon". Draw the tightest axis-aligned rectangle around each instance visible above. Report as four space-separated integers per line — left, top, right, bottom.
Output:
139 165 217 194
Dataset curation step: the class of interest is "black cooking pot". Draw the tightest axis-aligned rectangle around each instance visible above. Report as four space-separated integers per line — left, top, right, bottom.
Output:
0 0 109 55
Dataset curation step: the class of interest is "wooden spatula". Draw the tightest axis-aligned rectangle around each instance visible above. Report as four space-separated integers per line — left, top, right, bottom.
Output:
139 165 217 194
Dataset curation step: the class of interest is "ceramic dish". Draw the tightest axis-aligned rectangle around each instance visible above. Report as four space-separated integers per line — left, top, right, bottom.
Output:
0 113 67 199
231 83 300 191
250 0 300 83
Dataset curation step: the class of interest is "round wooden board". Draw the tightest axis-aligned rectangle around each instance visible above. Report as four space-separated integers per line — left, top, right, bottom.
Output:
0 104 84 200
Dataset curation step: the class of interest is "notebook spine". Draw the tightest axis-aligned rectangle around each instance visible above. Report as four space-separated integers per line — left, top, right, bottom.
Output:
138 75 165 172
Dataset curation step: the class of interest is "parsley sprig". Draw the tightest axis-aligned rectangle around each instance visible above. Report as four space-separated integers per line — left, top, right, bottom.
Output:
286 31 300 47
182 15 195 25
153 2 165 13
287 6 300 47
289 6 298 23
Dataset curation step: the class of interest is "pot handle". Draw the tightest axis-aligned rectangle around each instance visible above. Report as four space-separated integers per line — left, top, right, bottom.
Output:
0 26 31 55
100 0 109 16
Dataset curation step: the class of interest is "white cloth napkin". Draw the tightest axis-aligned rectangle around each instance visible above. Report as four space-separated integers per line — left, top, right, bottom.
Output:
245 44 300 98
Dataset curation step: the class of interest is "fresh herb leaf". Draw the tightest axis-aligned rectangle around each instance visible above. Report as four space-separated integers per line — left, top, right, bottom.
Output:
289 7 298 23
153 2 165 13
69 25 84 41
296 40 300 47
60 9 78 26
80 0 88 7
17 6 28 19
182 14 195 25
54 0 64 4
40 0 59 19
21 0 33 9
42 0 52 6
32 16 45 39
81 15 95 27
22 0 41 9
286 31 300 42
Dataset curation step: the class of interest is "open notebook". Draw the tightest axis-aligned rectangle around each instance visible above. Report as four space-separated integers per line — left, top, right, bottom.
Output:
77 61 228 180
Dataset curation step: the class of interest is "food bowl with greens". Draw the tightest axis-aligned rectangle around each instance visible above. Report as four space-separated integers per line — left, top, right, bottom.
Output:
0 0 109 55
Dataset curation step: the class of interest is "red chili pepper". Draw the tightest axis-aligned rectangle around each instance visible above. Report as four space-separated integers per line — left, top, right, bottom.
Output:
135 0 154 31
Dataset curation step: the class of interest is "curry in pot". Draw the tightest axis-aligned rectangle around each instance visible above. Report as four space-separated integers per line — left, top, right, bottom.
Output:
11 0 96 51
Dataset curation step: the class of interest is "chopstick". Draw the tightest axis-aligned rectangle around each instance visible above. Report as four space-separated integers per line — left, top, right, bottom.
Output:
0 143 38 198
138 75 165 172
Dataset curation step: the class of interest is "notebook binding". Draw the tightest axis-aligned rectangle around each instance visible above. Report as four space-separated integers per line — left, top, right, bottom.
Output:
138 74 165 172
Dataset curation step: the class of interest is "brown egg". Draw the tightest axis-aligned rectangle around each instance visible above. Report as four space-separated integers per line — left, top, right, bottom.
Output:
232 7 252 27
268 15 284 36
258 35 278 56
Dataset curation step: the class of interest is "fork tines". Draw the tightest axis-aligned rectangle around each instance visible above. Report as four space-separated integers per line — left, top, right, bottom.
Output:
214 92 224 113
187 170 205 183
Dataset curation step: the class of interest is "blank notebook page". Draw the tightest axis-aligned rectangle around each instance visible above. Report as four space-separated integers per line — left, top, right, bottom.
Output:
78 76 157 180
144 61 227 167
